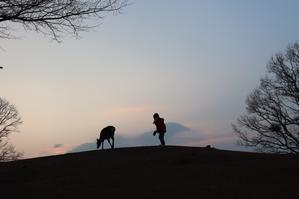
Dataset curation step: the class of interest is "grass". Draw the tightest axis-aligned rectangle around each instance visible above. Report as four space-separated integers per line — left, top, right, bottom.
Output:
0 146 298 199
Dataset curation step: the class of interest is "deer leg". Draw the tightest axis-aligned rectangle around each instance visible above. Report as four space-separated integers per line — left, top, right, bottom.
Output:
107 139 112 149
102 141 104 150
112 137 114 149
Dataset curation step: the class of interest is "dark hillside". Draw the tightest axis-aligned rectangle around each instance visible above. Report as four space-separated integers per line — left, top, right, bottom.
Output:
0 146 298 199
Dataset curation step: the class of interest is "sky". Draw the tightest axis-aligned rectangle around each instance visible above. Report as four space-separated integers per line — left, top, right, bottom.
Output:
1 0 299 158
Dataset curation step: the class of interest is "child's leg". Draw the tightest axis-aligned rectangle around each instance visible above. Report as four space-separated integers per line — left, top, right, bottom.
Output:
158 133 166 146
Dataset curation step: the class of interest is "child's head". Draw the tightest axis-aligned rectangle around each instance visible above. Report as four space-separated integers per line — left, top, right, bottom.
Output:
153 113 159 119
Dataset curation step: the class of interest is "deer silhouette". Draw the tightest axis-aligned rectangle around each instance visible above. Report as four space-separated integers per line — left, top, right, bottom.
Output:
97 126 115 149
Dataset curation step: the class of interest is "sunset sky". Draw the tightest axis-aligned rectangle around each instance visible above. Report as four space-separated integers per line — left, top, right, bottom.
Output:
1 0 299 158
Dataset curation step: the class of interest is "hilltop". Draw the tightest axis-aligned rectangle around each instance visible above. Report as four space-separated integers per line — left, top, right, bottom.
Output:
0 146 298 199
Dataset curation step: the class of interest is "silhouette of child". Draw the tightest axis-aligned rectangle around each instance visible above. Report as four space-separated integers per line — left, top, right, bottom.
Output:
153 113 166 146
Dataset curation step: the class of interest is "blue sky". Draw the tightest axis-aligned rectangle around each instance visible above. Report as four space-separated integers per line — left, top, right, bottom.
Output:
1 0 299 157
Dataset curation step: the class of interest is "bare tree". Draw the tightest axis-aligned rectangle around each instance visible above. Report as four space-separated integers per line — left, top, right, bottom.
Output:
0 97 22 161
233 42 299 154
0 0 127 41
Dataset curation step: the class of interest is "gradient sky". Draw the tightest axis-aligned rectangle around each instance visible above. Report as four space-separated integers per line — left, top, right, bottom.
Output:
1 0 299 158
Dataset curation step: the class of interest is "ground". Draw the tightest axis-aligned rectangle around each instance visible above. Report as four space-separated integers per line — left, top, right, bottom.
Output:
0 146 298 199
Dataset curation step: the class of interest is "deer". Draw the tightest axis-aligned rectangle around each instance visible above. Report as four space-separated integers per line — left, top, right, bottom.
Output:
97 126 115 149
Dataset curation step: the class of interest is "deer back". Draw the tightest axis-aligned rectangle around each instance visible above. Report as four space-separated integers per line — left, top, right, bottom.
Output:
100 126 115 140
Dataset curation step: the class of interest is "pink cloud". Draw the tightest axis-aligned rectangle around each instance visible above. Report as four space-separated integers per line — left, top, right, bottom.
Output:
39 144 72 156
110 105 156 115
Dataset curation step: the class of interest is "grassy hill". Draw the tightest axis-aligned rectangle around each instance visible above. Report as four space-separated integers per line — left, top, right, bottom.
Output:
0 146 298 199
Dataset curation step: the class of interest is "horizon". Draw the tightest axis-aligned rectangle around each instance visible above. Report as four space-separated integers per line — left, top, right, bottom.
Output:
1 0 299 158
